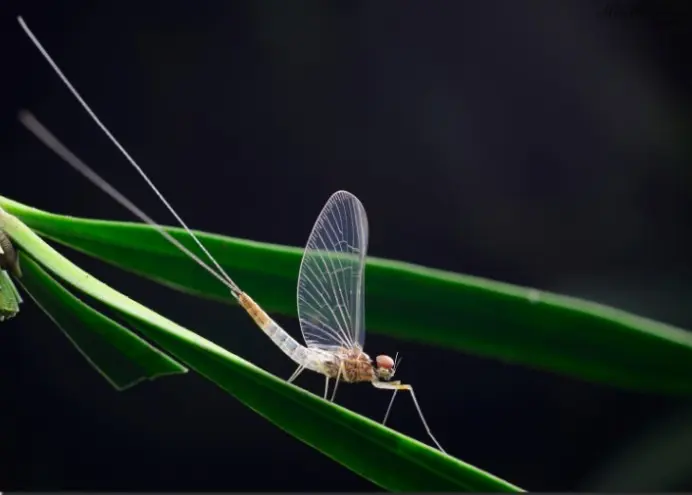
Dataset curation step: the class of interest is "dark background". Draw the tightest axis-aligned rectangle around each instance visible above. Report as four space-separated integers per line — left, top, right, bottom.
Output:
1 0 692 491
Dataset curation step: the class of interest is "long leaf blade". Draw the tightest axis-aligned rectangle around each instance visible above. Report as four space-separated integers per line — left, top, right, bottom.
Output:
2 196 692 396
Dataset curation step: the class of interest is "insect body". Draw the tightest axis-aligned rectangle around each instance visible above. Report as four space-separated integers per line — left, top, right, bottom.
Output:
235 191 416 411
240 293 384 383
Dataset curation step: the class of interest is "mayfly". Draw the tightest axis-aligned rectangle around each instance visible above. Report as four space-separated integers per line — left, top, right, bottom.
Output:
17 16 445 453
0 228 23 321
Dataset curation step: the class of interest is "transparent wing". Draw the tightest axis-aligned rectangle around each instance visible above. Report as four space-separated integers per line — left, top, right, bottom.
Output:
297 190 369 352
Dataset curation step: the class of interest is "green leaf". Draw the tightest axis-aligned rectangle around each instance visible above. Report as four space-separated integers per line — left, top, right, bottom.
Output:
17 252 187 390
0 270 22 321
2 195 692 396
0 200 524 492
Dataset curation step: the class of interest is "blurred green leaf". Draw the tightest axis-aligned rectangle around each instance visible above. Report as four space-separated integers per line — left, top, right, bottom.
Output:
17 252 187 390
2 195 692 396
0 270 22 321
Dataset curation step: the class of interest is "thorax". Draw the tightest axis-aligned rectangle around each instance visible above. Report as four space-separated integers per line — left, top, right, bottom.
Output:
320 347 375 383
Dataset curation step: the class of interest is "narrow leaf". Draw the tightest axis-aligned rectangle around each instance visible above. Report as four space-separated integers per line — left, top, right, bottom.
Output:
2 195 692 396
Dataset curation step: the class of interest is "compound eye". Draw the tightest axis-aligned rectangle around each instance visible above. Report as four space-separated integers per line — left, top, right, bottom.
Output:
376 354 395 370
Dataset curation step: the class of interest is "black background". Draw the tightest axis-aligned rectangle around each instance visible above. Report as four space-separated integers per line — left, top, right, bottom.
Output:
1 0 692 491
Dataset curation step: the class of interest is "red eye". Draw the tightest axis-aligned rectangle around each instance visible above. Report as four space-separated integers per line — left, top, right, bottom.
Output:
376 355 395 369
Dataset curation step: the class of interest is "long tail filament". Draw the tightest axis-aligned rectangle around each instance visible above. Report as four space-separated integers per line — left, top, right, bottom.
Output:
17 16 241 298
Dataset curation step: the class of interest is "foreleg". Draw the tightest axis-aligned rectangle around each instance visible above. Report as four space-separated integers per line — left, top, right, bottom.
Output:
372 380 446 454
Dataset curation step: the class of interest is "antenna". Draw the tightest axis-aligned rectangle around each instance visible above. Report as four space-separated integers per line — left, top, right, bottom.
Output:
393 351 402 370
17 16 240 296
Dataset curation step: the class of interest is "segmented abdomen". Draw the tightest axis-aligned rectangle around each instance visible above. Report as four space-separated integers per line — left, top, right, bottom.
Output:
238 292 328 373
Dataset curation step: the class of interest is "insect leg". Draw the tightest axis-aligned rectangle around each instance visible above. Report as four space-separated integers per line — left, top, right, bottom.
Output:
323 376 330 400
287 365 305 384
330 363 343 402
383 389 398 426
371 380 446 454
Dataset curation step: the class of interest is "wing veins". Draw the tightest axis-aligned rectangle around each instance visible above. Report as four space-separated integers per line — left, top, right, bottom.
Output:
318 218 353 334
296 292 351 346
307 230 353 343
300 260 353 348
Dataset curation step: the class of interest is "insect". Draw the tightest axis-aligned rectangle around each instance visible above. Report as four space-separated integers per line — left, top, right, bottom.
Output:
17 16 445 453
0 229 23 322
